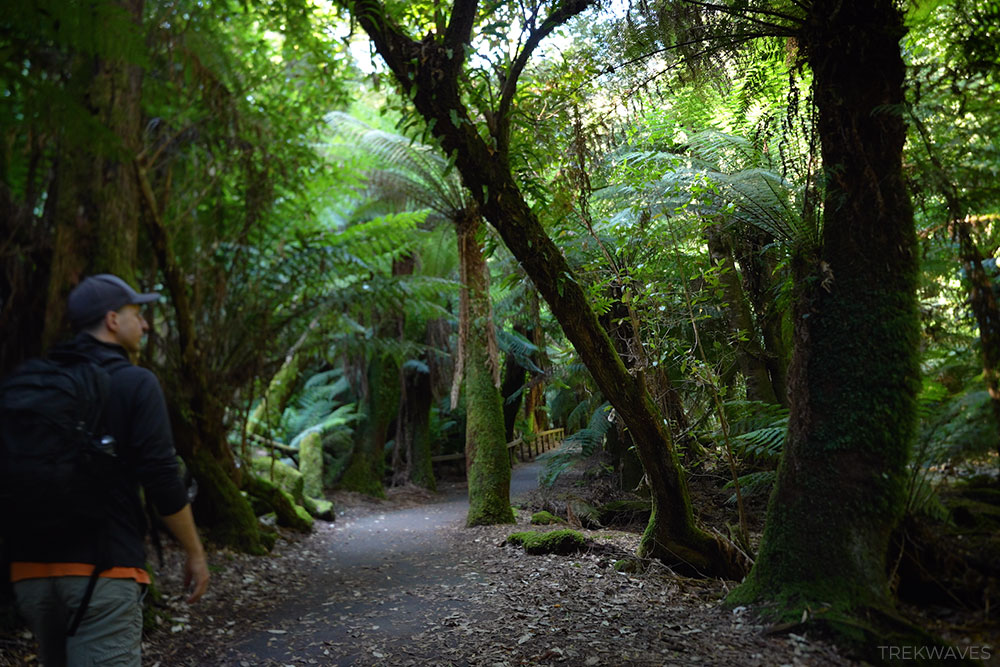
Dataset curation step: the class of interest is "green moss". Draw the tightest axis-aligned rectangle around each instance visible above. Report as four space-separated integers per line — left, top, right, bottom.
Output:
251 457 305 503
243 474 312 533
302 495 335 521
292 501 314 529
464 328 515 526
299 431 324 498
506 529 587 555
191 448 265 555
613 558 646 574
141 564 164 632
258 529 277 552
337 450 386 498
530 510 565 525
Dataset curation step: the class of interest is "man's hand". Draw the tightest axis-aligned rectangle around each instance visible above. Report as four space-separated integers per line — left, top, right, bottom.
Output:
161 504 210 603
184 552 210 603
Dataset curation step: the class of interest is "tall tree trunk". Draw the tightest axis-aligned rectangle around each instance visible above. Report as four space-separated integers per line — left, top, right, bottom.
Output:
954 222 1000 464
345 0 744 577
137 161 265 554
734 230 789 406
523 295 550 432
43 0 145 347
706 223 779 404
500 349 527 444
458 216 514 526
340 352 398 497
397 355 436 491
731 0 926 646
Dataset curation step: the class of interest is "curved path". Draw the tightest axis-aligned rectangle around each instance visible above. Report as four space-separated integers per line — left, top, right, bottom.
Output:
223 462 545 666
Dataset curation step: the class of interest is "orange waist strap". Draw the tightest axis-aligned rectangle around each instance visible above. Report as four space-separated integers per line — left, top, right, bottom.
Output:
10 562 150 584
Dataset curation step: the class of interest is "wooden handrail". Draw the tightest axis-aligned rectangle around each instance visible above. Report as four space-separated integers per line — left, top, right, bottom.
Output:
432 428 566 465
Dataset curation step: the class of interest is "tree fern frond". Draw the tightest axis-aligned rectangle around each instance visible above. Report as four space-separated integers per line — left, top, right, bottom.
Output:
724 470 776 504
497 327 542 373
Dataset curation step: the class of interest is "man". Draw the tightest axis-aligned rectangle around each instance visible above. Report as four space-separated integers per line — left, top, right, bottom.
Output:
7 274 209 666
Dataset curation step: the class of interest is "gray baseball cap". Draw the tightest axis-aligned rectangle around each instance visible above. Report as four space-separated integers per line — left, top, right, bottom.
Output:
67 274 160 330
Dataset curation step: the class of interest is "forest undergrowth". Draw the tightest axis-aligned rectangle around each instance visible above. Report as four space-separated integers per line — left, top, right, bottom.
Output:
1 454 996 666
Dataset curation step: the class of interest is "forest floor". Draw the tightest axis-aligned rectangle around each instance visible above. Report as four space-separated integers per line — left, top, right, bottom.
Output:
1 455 997 666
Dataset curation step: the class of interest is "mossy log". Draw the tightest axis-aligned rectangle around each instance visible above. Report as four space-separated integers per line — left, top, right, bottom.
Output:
243 474 313 533
506 529 587 555
252 457 305 502
530 511 565 525
188 447 267 555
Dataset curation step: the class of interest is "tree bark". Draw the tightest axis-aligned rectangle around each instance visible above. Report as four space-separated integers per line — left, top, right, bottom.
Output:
524 296 550 432
730 0 922 638
43 0 145 348
458 216 514 526
344 0 744 577
706 223 779 404
954 222 1000 464
500 324 530 443
396 355 437 491
137 161 265 554
340 352 398 497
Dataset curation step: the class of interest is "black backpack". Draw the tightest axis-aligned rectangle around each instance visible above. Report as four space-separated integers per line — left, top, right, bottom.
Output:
0 349 126 635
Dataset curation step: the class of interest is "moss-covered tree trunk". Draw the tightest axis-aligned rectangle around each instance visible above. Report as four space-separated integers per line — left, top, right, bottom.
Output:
344 0 743 578
954 216 1000 467
340 352 398 497
397 356 436 491
246 328 313 440
458 216 514 526
730 0 924 645
43 0 145 348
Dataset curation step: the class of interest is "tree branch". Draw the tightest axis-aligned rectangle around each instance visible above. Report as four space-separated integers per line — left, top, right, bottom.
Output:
682 0 803 27
445 0 479 52
496 0 596 154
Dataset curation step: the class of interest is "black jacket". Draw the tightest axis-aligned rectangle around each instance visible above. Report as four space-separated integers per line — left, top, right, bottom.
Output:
9 333 188 568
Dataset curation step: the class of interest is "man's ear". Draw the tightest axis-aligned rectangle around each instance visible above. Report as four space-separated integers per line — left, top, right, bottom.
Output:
104 309 119 333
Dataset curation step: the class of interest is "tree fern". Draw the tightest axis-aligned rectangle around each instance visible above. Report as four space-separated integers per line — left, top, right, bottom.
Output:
540 402 613 488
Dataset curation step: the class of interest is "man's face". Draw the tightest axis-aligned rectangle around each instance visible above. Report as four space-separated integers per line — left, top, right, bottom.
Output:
112 304 149 355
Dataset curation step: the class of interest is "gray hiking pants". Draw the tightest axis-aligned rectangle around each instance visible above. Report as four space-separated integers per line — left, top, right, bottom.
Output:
14 577 144 667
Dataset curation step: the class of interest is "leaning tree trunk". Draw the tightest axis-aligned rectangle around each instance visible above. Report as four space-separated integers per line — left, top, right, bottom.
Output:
246 325 315 441
346 0 744 578
730 0 927 649
458 216 514 526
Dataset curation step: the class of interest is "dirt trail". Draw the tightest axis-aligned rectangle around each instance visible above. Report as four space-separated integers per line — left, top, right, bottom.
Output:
155 463 547 666
139 461 853 667
238 464 543 664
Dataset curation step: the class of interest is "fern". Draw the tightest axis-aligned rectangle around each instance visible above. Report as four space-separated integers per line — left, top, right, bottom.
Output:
732 424 787 463
724 470 776 504
540 402 613 488
288 403 362 449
